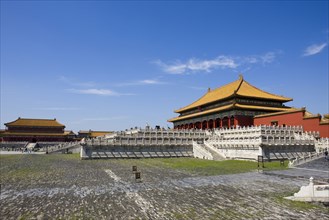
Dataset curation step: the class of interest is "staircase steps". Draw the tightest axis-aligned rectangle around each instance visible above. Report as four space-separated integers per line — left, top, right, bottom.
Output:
202 144 225 161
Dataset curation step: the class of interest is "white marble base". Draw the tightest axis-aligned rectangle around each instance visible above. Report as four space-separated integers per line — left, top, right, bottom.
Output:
285 177 329 202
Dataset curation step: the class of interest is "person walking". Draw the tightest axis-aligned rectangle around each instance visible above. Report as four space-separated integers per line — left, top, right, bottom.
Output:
324 150 328 160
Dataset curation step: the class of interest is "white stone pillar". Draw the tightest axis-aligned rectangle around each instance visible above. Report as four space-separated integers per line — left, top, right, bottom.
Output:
309 177 314 198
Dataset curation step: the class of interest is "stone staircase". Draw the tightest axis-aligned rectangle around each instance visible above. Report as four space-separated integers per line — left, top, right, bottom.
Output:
203 143 225 160
26 143 39 151
193 141 213 160
192 141 224 161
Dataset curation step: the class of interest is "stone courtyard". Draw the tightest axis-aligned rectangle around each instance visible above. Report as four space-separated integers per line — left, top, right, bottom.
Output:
0 154 328 219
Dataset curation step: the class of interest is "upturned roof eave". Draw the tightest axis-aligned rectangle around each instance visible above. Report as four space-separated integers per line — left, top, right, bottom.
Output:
174 94 235 113
4 118 65 127
174 94 292 114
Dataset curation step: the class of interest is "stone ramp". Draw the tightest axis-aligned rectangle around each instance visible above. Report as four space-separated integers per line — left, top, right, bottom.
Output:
47 143 81 154
296 157 329 172
288 150 326 167
264 158 329 184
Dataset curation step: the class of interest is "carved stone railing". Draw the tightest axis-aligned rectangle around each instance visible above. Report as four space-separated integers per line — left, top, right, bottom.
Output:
315 138 329 151
39 141 81 153
288 149 325 167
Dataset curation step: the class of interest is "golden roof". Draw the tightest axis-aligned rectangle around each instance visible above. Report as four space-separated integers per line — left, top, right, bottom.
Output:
320 118 329 125
90 131 113 137
78 130 91 134
78 130 113 137
175 75 292 113
64 130 76 135
303 111 321 119
5 118 65 127
254 108 303 118
168 103 292 122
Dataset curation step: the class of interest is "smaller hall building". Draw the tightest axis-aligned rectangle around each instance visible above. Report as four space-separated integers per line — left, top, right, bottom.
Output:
0 118 75 142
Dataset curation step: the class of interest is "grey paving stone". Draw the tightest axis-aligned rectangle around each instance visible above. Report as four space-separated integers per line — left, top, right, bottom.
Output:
0 155 328 219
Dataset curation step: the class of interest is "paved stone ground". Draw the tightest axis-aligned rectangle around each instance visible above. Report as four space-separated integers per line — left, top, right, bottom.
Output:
0 150 45 155
0 155 328 219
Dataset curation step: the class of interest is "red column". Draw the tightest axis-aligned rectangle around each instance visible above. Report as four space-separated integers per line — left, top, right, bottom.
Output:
220 119 222 128
194 122 198 129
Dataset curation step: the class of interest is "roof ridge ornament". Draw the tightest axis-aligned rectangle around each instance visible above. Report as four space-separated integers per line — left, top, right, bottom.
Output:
239 74 243 80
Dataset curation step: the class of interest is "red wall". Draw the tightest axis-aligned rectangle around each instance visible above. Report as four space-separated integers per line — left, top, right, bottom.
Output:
235 115 254 127
254 111 329 137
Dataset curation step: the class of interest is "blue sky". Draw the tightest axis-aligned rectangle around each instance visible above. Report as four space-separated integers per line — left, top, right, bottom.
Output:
1 1 328 132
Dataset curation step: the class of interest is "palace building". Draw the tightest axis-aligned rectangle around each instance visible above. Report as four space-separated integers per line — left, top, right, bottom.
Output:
168 75 329 137
0 118 75 142
168 75 293 129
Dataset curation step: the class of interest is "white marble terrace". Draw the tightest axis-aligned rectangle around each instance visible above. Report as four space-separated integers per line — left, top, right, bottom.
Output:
81 125 328 160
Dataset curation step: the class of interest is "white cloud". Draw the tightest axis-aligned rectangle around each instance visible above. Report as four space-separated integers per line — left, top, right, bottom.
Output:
303 43 327 56
187 86 208 91
155 52 279 74
116 79 167 86
59 76 96 87
155 56 237 74
33 107 80 111
82 116 128 121
67 88 134 96
140 79 162 84
260 52 276 63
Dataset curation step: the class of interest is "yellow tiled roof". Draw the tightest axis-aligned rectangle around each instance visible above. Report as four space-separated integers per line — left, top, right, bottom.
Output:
90 131 113 137
78 130 90 134
175 76 292 113
64 130 76 135
168 103 292 122
254 108 302 118
5 118 65 127
303 111 321 119
78 130 113 137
